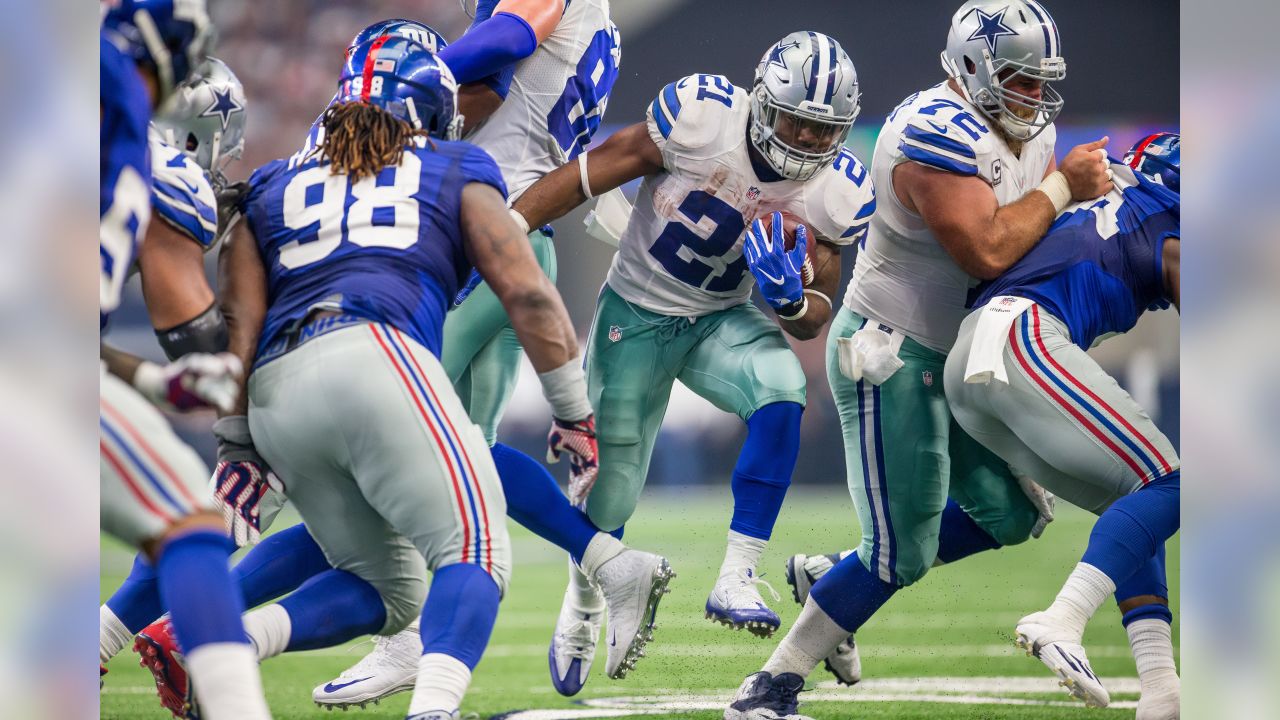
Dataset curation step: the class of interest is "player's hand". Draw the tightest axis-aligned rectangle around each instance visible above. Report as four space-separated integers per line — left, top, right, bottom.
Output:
1059 137 1114 201
744 212 808 311
453 269 484 308
1015 473 1056 539
212 415 284 547
133 353 243 413
547 415 599 506
215 180 249 245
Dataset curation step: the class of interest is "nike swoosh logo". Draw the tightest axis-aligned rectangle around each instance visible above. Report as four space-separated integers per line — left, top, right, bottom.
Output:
927 121 949 135
181 179 202 194
322 677 373 693
609 627 617 647
756 269 785 285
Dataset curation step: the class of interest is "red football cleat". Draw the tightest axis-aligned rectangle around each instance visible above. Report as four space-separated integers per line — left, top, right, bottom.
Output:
133 619 194 718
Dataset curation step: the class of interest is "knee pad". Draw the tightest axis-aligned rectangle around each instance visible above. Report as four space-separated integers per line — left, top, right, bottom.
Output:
373 574 428 635
982 502 1040 547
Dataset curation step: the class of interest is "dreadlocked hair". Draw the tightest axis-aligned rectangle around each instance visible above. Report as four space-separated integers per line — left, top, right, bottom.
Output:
317 102 431 182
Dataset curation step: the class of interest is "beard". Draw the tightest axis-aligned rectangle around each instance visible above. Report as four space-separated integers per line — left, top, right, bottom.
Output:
991 102 1037 157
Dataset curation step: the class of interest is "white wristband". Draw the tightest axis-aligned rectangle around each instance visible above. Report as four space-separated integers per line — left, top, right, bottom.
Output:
509 207 530 236
132 361 165 402
538 358 592 421
1036 171 1072 213
578 153 594 200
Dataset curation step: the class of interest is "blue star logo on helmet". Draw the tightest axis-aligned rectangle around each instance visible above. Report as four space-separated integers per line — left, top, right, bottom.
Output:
200 88 244 131
766 40 800 73
967 7 1018 54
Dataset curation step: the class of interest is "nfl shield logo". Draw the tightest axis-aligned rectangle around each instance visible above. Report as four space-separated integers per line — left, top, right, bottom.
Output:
747 186 761 201
1000 296 1016 306
608 325 622 342
922 370 933 387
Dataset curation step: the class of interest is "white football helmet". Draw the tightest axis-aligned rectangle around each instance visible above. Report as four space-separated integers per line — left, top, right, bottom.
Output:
750 31 861 182
153 57 247 190
940 0 1066 141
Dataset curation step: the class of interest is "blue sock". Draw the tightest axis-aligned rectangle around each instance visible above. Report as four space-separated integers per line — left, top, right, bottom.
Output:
935 499 1001 564
1122 601 1173 626
278 570 387 652
729 402 803 539
808 551 898 633
105 554 164 634
1082 470 1180 586
418 564 500 670
492 442 596 563
1115 544 1168 605
156 529 248 651
233 522 333 609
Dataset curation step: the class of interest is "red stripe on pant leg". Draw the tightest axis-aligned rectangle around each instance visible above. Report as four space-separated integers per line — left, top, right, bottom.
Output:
368 325 472 564
99 401 202 508
1028 307 1173 476
102 441 173 524
392 328 494 573
1010 316 1148 480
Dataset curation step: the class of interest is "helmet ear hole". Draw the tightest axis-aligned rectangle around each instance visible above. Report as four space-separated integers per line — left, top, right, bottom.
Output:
964 56 977 74
185 132 199 153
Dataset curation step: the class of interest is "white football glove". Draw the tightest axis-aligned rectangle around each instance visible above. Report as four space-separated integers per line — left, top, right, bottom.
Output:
1015 473 1056 539
133 353 243 413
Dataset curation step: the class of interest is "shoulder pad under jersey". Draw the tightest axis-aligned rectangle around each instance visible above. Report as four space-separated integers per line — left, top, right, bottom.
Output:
805 147 876 247
897 96 999 178
149 135 218 249
646 73 747 156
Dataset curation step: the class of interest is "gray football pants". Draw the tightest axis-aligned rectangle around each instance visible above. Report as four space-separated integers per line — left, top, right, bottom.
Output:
945 304 1180 515
248 322 511 635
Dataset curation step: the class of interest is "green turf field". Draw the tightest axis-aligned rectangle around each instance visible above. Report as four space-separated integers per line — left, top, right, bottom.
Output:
101 488 1179 719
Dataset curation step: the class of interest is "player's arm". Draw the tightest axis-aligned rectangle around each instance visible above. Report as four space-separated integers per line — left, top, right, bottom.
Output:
513 122 664 230
438 0 562 86
137 219 224 359
457 82 505 133
897 137 1113 280
217 219 269 416
777 237 839 341
1163 236 1180 310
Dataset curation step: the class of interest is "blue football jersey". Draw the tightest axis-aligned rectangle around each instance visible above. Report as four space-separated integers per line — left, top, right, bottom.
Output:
973 163 1179 349
243 138 507 359
100 33 154 323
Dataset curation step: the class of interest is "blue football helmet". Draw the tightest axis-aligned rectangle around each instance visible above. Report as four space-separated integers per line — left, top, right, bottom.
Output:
338 36 463 141
101 0 214 105
346 19 447 58
1125 132 1180 193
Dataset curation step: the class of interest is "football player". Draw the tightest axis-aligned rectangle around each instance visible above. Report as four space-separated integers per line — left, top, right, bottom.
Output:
99 2 271 719
99 56 249 700
182 38 653 720
509 31 874 693
726 2 1114 715
943 134 1180 715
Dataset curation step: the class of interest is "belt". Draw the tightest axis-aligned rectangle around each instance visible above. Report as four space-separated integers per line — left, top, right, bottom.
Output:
255 311 367 368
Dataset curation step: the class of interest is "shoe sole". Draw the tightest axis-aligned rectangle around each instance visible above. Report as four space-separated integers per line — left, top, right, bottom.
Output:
704 609 781 639
314 681 414 710
1014 633 1109 708
607 558 675 680
133 634 189 718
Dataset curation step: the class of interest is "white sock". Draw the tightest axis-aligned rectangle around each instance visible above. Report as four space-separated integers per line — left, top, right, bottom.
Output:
1127 618 1179 690
567 555 603 609
762 600 847 678
185 642 272 720
408 653 471 715
580 532 626 579
242 604 291 661
100 605 133 664
719 530 768 579
1046 562 1116 637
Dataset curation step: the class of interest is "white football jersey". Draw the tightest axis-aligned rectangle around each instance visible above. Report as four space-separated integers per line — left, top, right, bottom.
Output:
148 126 219 250
843 82 1056 353
465 0 619 202
608 74 876 317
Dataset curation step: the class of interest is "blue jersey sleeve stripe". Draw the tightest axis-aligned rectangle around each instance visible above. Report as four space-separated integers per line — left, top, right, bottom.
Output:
660 82 682 123
900 140 979 176
650 97 674 139
152 181 218 229
840 220 869 239
854 195 877 221
153 201 215 246
902 124 977 159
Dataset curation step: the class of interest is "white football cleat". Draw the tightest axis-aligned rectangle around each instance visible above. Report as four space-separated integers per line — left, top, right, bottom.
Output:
784 552 861 685
1015 611 1110 708
548 563 605 697
596 549 675 679
724 671 814 720
404 711 459 720
1136 676 1180 720
313 625 420 710
706 568 782 638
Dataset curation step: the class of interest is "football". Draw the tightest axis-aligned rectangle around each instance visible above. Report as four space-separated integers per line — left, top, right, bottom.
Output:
758 211 816 285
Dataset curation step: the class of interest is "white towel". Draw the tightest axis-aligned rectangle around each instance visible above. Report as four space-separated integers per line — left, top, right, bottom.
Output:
583 187 633 247
836 324 906 385
962 296 1034 385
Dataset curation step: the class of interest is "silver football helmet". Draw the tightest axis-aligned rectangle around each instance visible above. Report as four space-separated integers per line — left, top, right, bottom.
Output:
940 0 1066 141
750 31 860 182
153 57 247 190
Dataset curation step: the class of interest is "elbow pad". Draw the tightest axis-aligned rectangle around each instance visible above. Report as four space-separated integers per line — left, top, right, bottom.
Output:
438 12 537 85
155 301 228 360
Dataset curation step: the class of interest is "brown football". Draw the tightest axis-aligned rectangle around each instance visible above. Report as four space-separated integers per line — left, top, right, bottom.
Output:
758 211 815 285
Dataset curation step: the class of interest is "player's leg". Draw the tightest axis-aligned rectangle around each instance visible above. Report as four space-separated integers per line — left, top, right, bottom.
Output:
677 302 806 637
100 373 269 720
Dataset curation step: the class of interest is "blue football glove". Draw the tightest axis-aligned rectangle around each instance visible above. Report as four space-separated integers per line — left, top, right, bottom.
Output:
743 211 808 311
453 269 484 308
